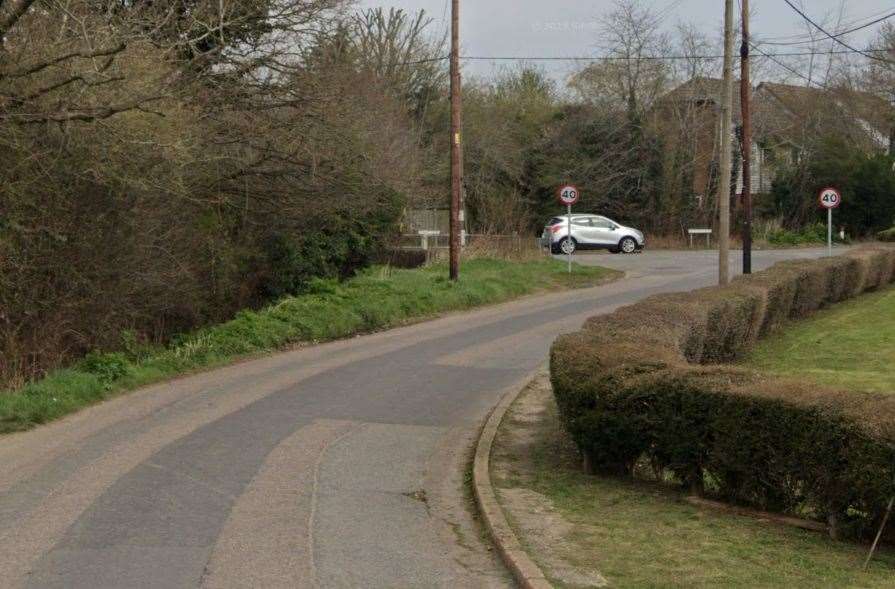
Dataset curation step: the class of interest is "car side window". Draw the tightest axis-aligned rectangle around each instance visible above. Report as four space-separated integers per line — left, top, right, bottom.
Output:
592 218 613 229
571 218 591 227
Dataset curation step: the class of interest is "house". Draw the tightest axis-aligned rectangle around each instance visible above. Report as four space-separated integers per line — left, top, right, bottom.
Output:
649 77 741 207
651 77 895 206
751 82 893 190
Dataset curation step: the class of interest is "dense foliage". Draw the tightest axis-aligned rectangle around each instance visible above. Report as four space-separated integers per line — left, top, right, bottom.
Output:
0 2 438 386
0 1 676 388
2 0 891 389
770 137 895 236
551 247 895 540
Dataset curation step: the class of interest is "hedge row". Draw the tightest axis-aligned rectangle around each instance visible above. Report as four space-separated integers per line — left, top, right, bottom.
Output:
550 247 895 539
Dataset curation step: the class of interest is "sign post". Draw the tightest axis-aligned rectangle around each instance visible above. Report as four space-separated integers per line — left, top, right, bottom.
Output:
819 187 841 257
557 185 580 274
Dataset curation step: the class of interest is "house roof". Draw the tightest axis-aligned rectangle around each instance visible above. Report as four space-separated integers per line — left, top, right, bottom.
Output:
756 82 893 149
658 77 743 122
658 77 893 150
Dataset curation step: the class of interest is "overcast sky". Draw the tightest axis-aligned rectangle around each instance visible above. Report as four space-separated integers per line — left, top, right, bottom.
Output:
356 0 892 83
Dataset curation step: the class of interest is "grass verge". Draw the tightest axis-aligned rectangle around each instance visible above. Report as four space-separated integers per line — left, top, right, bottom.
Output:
0 258 617 435
745 287 895 394
491 377 895 589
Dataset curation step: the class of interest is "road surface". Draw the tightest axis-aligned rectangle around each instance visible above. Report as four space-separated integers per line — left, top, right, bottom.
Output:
0 248 835 588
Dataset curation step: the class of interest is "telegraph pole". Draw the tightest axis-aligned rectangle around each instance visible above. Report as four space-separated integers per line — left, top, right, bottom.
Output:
718 0 735 286
889 93 895 158
449 0 462 281
740 0 753 275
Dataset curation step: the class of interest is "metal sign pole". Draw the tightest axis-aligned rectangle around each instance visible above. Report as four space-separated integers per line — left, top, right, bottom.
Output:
567 203 572 274
557 184 580 273
828 208 833 257
819 188 841 257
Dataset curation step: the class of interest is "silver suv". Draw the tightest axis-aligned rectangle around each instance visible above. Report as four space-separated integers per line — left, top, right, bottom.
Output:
542 214 645 255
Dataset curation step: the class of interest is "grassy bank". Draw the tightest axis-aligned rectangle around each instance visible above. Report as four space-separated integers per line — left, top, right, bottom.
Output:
745 287 895 394
0 258 617 435
492 379 895 588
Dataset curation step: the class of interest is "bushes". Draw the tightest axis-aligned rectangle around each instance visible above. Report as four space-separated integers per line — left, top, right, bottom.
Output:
770 136 895 236
257 198 403 301
766 222 830 246
551 247 895 538
879 227 895 243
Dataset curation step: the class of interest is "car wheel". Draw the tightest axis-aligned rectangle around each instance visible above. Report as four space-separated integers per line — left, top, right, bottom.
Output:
619 237 637 254
559 237 576 255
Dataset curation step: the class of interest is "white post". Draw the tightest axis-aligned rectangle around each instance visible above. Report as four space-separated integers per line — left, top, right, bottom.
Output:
567 204 572 273
828 208 833 257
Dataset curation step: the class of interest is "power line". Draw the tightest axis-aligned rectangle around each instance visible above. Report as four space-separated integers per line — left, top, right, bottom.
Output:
780 0 894 65
400 50 834 93
656 0 686 22
757 6 895 43
758 9 895 46
749 42 818 87
399 57 450 65
392 48 891 68
765 6 895 41
456 48 890 62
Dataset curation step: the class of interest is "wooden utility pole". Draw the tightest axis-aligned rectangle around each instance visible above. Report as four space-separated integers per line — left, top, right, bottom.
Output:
740 0 753 275
449 0 462 281
890 93 895 158
718 0 735 286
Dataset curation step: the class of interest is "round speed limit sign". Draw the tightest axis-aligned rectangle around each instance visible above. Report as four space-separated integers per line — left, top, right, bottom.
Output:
819 187 841 209
557 185 580 206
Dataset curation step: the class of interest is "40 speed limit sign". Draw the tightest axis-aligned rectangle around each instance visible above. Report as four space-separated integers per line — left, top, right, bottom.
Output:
819 187 841 209
556 184 580 274
819 187 841 257
556 185 580 206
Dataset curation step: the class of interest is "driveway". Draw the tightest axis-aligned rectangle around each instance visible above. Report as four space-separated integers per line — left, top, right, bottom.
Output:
0 248 835 588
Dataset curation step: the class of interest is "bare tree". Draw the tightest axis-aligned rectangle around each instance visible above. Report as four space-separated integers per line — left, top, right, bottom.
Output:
349 8 446 111
673 22 718 81
0 1 447 387
863 23 895 100
0 0 343 124
570 0 670 122
462 66 555 234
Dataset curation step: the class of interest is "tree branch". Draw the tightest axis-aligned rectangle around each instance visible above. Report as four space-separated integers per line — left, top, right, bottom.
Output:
1 95 166 124
1 42 127 80
0 0 37 43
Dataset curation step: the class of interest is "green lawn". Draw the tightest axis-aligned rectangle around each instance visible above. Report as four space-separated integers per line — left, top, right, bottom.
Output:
745 287 895 394
493 381 895 589
0 258 617 434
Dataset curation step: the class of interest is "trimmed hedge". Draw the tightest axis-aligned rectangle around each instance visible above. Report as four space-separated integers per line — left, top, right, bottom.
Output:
551 247 895 539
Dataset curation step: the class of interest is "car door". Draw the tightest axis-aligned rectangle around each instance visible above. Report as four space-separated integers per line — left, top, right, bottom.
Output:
589 217 617 246
570 217 595 245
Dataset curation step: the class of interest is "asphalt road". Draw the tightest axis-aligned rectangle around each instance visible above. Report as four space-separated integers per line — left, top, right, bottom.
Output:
0 248 836 588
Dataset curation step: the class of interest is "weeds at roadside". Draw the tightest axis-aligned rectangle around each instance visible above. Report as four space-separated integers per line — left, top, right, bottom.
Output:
0 258 617 434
